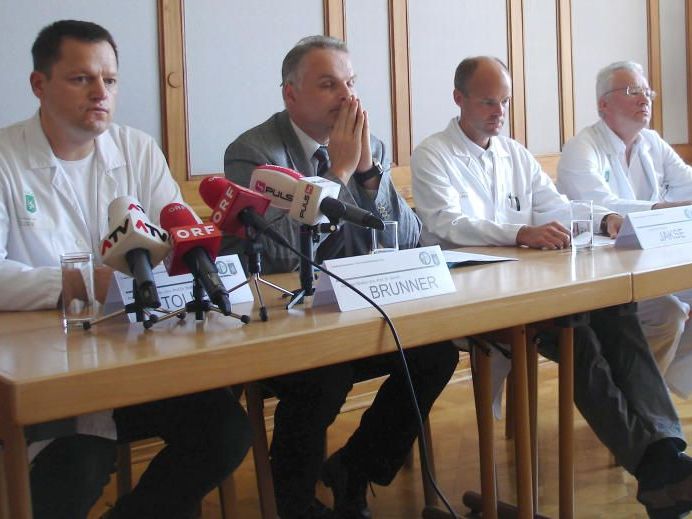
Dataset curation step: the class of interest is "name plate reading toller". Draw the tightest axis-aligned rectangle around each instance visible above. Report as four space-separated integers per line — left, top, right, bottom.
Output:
104 254 254 322
312 246 456 312
615 206 692 249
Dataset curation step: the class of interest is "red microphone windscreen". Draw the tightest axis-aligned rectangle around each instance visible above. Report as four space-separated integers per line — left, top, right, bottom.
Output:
159 203 222 276
160 202 198 230
199 177 271 238
199 176 230 209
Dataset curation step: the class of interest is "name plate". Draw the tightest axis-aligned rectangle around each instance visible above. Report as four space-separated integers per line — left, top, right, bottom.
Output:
614 206 692 249
313 246 456 312
104 254 254 322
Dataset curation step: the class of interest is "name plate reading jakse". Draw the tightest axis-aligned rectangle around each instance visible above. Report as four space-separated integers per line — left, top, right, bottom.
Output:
313 246 456 312
104 254 254 322
615 206 692 249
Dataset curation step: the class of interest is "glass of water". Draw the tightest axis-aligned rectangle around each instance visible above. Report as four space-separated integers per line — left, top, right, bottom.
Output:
60 252 95 330
570 200 593 252
370 221 399 254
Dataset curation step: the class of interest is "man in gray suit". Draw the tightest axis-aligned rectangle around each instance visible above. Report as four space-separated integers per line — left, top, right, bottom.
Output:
224 36 458 519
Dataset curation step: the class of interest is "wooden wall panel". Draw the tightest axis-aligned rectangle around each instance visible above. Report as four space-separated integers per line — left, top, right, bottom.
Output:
158 0 692 216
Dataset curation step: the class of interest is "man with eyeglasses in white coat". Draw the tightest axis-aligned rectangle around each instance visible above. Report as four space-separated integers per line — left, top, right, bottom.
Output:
557 61 692 400
412 56 692 518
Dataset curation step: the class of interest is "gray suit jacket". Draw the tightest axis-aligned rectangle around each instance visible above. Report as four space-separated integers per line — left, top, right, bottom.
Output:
222 110 420 274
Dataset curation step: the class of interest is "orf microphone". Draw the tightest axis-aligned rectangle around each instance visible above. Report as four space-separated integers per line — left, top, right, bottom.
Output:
198 176 287 244
199 176 272 238
100 196 169 307
159 203 232 314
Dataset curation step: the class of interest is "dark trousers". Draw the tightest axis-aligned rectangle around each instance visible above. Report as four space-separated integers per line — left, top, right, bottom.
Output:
266 341 459 517
539 305 684 474
29 388 252 519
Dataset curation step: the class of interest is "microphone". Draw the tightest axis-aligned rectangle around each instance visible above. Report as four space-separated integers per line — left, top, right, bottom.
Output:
250 165 385 230
199 176 273 238
100 196 169 307
159 202 232 314
199 175 288 245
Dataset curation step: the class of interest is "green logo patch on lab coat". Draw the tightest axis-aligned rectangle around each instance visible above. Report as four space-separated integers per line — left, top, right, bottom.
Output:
25 193 37 213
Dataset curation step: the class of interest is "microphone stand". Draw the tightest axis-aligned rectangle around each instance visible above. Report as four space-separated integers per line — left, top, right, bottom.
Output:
155 277 251 324
286 222 337 309
83 279 176 330
227 224 294 321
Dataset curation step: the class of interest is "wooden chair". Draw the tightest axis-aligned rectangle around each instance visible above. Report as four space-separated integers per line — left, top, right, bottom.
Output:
0 445 8 519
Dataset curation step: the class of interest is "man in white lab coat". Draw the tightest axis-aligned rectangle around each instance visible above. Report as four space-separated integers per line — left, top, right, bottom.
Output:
411 56 692 518
0 20 250 518
557 61 692 399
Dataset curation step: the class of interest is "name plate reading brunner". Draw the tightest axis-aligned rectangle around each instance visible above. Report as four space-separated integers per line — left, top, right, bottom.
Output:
615 206 692 249
312 245 456 312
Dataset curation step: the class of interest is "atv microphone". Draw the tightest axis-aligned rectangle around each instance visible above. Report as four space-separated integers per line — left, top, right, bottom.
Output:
100 196 169 307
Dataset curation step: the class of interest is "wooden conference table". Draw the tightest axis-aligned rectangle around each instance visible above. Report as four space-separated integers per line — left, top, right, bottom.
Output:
0 246 636 518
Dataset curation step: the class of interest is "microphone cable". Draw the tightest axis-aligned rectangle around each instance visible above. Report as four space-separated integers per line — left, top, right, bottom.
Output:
258 228 457 517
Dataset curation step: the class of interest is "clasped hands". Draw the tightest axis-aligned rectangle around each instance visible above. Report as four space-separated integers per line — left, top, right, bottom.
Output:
327 96 377 187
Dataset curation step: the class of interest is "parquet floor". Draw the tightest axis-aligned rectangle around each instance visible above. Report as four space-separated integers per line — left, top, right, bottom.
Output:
89 362 692 518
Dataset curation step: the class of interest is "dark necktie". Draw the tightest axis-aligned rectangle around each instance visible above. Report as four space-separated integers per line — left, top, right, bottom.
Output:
313 146 330 177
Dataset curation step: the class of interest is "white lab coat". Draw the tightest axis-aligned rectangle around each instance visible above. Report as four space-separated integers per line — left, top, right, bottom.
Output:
557 119 692 214
411 117 609 248
557 119 692 398
0 113 183 311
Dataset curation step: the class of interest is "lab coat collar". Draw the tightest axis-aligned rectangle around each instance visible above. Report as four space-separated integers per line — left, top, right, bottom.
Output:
448 117 510 161
25 111 125 174
25 112 58 171
596 118 650 158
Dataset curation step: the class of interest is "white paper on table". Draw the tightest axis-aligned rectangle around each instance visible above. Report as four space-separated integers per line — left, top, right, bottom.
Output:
592 234 616 247
442 250 517 268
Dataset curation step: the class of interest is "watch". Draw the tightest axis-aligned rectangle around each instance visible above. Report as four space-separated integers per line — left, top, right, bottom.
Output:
600 213 614 234
356 158 384 182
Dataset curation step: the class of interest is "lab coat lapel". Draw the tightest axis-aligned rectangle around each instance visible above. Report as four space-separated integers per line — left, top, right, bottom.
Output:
94 131 125 239
638 139 660 201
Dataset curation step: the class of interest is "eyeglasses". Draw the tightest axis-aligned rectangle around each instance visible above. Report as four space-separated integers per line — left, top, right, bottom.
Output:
603 85 657 100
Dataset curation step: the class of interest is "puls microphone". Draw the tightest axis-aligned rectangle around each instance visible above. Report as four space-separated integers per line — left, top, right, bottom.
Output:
250 165 385 230
199 176 287 244
159 203 233 315
100 196 169 308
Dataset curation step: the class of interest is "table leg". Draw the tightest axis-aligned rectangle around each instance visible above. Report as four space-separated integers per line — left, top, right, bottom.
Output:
559 328 574 519
472 342 497 519
510 325 534 519
527 334 539 510
3 424 31 519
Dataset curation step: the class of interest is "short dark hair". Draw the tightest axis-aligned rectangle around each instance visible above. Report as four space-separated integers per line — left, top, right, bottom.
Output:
281 35 348 86
454 56 509 95
32 20 118 76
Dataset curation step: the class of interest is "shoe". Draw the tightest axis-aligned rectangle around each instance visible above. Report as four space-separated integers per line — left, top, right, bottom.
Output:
321 451 371 519
637 452 692 518
283 499 335 519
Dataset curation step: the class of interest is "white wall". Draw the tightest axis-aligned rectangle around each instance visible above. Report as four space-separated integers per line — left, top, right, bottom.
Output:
345 0 393 158
524 0 560 154
0 0 161 142
184 0 323 174
660 0 689 144
571 0 649 133
408 0 509 147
